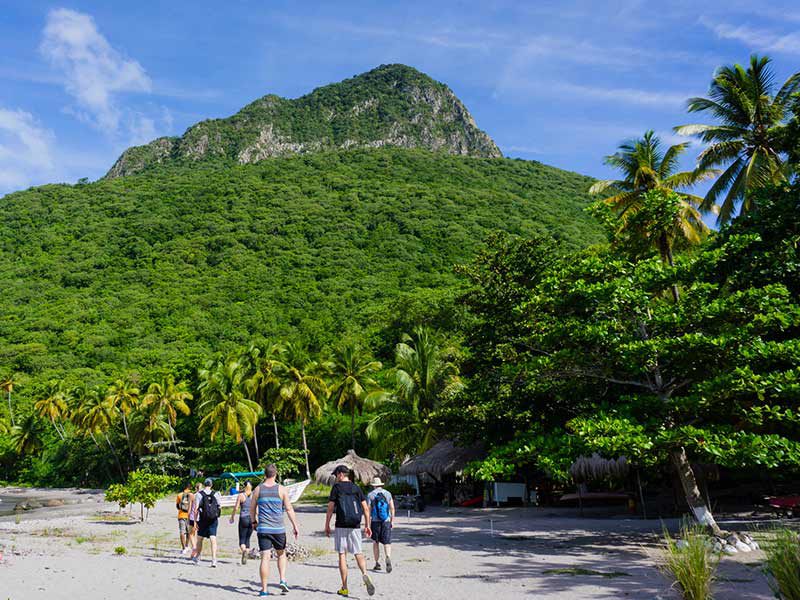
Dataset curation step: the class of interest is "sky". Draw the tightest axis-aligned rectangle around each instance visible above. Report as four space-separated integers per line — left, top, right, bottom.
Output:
1 0 799 197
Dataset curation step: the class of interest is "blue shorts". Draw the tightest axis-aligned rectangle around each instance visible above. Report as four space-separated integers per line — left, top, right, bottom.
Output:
371 520 392 544
197 519 218 538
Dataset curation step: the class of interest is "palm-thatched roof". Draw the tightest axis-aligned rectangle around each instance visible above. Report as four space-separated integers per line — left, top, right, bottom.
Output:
314 449 391 486
398 440 483 479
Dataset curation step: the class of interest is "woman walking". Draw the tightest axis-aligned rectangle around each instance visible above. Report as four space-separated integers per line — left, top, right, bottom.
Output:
230 480 256 564
184 482 202 557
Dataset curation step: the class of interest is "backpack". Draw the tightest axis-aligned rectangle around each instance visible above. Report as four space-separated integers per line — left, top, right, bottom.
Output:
179 492 192 512
335 484 363 528
371 491 390 522
199 490 221 521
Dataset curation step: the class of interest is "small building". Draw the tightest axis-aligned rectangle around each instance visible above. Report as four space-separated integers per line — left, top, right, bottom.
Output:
399 440 484 506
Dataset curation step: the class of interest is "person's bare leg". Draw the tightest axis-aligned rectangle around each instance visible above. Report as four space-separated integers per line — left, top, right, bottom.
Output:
355 553 367 575
193 538 203 560
180 530 187 549
259 552 270 592
276 550 287 582
384 544 392 559
338 553 348 589
210 536 218 564
372 541 380 563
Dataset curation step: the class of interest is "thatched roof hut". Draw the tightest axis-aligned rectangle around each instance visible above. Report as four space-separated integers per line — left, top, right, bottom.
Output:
398 440 483 479
314 449 391 486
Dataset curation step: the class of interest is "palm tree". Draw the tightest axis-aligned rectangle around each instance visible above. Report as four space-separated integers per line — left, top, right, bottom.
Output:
74 385 125 479
244 342 285 450
367 327 463 457
10 414 43 455
328 342 383 451
142 375 192 450
34 380 69 440
675 55 800 223
198 358 261 470
275 343 328 479
105 378 140 467
1 376 15 426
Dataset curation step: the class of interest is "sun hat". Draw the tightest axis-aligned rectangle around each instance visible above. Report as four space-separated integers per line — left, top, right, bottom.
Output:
369 477 384 487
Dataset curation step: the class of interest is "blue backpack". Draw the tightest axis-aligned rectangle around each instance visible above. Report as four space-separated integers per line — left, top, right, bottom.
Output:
371 491 390 522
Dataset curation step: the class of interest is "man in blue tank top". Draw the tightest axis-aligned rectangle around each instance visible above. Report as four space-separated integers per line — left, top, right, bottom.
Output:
250 463 300 597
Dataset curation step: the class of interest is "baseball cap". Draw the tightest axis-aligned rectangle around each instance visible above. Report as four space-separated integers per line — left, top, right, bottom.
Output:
203 477 213 487
332 465 350 476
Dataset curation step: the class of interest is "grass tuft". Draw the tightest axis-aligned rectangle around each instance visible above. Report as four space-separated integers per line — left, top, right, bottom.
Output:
763 529 800 600
661 523 719 600
114 545 127 555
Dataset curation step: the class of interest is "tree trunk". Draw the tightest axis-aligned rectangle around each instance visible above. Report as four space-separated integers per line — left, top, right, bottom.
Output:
121 412 135 468
7 390 13 426
301 422 311 480
669 446 722 535
51 415 64 440
253 424 260 462
272 412 280 449
350 405 356 451
243 440 254 472
104 433 126 480
89 432 114 482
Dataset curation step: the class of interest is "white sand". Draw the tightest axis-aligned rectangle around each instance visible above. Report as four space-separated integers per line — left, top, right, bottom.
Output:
0 493 774 599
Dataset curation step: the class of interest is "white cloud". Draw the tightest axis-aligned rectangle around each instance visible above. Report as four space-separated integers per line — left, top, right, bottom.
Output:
700 17 800 55
39 8 152 134
502 78 692 109
0 108 56 193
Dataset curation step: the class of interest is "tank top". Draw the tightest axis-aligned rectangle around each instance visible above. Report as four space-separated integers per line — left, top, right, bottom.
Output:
240 493 252 520
256 483 285 534
189 493 199 521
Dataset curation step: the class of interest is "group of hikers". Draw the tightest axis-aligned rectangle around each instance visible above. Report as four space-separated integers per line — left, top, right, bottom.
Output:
175 463 396 597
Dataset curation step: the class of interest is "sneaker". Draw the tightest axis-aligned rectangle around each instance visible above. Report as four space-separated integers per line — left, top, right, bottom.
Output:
241 550 247 565
211 560 217 568
259 592 269 597
386 557 392 573
373 562 382 571
363 574 375 596
191 557 199 565
279 580 289 593
336 590 348 597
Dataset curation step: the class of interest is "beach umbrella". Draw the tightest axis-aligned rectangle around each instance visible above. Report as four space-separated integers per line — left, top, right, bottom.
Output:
314 449 391 486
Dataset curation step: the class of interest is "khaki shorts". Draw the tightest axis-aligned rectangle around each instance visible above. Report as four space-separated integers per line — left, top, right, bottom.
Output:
334 527 363 555
178 518 189 535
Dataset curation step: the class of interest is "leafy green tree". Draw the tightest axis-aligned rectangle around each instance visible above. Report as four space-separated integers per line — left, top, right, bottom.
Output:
368 326 462 457
275 343 327 479
142 375 192 451
34 380 69 440
258 447 307 481
675 55 800 223
456 225 800 534
105 378 140 467
73 385 125 479
328 342 383 451
198 358 261 470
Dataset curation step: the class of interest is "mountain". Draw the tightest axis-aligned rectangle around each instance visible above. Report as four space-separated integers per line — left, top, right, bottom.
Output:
106 64 501 178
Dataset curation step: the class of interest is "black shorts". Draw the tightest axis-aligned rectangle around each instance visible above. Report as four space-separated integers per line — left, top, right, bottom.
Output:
257 532 287 552
371 520 392 545
238 517 254 547
197 519 218 538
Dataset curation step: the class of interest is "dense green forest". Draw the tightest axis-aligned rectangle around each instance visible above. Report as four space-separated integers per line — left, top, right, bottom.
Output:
0 148 599 395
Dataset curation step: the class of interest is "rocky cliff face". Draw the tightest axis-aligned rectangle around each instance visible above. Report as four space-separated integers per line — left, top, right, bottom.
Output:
105 64 501 178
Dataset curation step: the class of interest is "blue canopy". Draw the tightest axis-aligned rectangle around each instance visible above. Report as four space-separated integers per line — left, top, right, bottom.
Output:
216 471 263 481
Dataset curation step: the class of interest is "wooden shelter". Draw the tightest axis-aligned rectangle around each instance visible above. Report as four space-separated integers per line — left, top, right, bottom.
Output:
314 449 391 486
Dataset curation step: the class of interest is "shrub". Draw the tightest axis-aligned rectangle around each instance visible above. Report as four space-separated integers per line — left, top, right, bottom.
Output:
764 529 800 600
114 546 127 555
661 524 719 600
259 448 306 481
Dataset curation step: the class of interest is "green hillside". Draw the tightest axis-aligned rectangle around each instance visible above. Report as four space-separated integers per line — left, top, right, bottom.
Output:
1 148 600 387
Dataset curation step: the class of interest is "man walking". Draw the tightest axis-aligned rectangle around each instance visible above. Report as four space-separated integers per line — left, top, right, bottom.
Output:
176 482 194 554
191 478 221 567
325 465 375 597
366 477 395 573
250 464 300 597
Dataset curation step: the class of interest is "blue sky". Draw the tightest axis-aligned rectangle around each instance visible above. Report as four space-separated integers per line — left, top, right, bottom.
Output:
1 0 799 197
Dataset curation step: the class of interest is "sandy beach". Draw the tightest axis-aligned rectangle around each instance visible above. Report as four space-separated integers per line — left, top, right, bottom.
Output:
0 489 777 600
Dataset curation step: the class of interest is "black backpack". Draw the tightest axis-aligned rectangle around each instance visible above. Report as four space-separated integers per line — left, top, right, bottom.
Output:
199 490 220 521
336 484 363 528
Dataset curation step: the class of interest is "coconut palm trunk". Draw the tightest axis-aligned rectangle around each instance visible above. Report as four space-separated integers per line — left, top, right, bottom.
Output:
272 412 280 449
50 415 65 440
243 440 254 472
120 413 135 468
6 389 13 426
301 422 311 480
104 433 125 480
670 447 722 536
252 424 260 462
350 406 356 451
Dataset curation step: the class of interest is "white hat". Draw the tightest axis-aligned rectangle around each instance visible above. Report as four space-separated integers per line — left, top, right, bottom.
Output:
369 477 385 487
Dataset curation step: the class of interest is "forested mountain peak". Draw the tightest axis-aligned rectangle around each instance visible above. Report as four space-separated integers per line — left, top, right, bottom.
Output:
105 64 501 178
